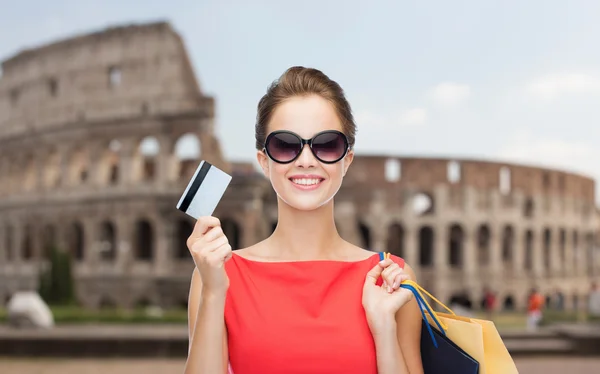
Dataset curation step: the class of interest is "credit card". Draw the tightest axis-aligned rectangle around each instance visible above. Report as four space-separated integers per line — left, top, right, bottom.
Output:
176 160 232 219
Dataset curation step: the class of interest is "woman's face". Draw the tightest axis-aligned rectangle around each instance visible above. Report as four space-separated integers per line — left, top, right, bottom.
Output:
257 94 354 211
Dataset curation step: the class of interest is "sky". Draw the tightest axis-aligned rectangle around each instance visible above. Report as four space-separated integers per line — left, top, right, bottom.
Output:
1 0 600 201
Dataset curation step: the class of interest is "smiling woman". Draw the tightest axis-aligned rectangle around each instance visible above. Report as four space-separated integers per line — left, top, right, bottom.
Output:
184 67 423 374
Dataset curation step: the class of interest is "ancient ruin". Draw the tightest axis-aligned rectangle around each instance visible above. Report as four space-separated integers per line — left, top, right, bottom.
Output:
0 22 598 312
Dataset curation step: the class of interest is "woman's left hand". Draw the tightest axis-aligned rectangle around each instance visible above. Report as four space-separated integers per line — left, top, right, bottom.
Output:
362 258 414 331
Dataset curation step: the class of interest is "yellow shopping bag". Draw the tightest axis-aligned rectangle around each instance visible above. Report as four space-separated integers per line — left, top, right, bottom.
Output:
403 280 519 374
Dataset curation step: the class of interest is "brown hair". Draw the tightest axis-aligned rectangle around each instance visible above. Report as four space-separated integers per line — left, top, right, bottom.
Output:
255 66 356 150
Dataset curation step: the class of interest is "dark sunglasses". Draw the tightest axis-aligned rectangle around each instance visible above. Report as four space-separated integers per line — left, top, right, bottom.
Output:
263 130 350 164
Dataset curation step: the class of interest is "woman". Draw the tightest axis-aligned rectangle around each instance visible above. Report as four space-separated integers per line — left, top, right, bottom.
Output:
184 67 424 374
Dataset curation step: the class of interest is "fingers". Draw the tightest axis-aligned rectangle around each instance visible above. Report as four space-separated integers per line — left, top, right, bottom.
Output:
187 216 221 248
365 261 386 285
381 260 411 293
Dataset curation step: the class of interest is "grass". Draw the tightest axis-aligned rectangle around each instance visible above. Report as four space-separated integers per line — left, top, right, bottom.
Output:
0 307 597 327
0 306 188 324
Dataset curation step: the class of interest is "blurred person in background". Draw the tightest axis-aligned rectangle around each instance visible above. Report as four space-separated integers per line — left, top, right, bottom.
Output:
526 288 545 331
183 67 424 374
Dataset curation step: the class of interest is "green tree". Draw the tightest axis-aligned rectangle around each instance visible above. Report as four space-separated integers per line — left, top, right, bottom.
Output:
38 245 75 305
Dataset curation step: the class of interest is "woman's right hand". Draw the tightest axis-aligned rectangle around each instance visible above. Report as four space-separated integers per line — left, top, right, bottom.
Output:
186 216 233 296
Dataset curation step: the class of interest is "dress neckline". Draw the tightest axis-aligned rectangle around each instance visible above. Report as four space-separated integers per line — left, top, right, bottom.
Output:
231 251 379 265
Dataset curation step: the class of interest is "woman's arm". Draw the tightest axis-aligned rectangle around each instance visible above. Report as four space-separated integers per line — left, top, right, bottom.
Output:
371 263 424 374
184 267 229 374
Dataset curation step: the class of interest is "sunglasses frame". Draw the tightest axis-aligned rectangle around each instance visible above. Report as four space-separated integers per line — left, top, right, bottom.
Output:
262 130 350 164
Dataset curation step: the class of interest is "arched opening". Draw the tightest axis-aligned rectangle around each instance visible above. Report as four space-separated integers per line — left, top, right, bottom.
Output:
222 218 241 250
138 136 160 181
585 233 595 276
44 148 61 188
176 219 194 259
99 221 117 261
543 228 552 271
23 224 33 259
447 160 461 183
524 230 534 271
503 295 515 311
69 222 84 261
573 230 579 269
501 225 514 267
99 139 121 185
99 296 116 309
449 292 473 309
69 148 89 184
358 222 371 250
418 226 434 267
448 224 464 268
175 133 201 180
412 192 435 216
135 219 154 260
42 225 56 259
23 154 36 191
477 224 491 266
386 223 404 257
559 229 566 274
523 198 534 218
5 225 13 261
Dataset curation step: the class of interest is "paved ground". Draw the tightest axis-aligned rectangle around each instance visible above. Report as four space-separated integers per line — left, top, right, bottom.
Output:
1 357 600 373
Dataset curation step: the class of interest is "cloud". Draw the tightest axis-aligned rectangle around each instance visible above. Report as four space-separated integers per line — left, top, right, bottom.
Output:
496 130 599 184
354 107 428 128
429 82 471 107
525 73 600 100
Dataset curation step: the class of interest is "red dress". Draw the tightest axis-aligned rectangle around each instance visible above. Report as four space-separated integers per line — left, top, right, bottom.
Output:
224 252 405 374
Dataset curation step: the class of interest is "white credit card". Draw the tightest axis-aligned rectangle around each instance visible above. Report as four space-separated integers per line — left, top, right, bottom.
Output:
176 160 232 219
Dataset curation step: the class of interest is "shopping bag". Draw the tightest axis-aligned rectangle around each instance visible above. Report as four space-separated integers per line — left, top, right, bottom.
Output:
401 283 479 374
401 280 519 374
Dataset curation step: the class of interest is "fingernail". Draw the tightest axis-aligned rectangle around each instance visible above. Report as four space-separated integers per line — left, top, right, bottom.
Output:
387 286 392 293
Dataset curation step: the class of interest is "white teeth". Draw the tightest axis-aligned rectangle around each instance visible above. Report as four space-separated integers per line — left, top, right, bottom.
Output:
291 178 321 186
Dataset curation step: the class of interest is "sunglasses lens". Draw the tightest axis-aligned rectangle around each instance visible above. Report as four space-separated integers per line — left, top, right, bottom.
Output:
312 132 347 162
266 132 301 162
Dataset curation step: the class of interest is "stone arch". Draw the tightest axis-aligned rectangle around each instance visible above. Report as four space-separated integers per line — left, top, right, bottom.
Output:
502 295 515 311
175 219 194 259
221 218 241 250
477 224 491 266
418 226 434 267
524 230 534 271
135 136 161 182
135 219 154 260
448 224 464 268
69 147 90 185
98 139 121 185
99 221 117 261
386 222 404 257
44 147 61 188
543 228 552 271
23 153 36 191
572 230 579 269
559 229 566 273
501 225 514 267
69 222 85 261
412 192 435 216
358 221 371 249
175 133 201 180
23 224 33 259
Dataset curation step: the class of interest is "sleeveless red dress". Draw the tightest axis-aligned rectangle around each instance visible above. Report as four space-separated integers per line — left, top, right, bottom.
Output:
224 252 405 374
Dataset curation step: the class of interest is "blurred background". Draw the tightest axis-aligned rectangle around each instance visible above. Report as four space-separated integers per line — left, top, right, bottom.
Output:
1 0 600 373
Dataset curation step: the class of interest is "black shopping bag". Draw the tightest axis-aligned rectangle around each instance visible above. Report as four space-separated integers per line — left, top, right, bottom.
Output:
400 283 479 374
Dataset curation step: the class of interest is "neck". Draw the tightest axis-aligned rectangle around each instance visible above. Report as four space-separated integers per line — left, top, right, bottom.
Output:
267 198 345 260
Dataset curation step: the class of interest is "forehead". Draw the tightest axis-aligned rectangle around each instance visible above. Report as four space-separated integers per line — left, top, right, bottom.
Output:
268 95 343 138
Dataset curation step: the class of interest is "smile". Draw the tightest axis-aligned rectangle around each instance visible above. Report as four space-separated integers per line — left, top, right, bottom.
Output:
288 176 325 190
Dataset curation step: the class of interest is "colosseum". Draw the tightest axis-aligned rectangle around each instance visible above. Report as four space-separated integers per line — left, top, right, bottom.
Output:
0 21 598 313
